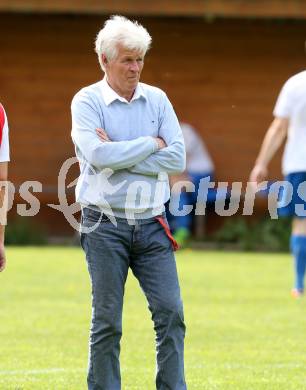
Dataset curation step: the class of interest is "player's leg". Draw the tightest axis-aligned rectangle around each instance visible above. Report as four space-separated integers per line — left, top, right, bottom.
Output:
170 172 213 246
168 175 193 246
172 189 192 245
291 217 306 296
279 172 306 297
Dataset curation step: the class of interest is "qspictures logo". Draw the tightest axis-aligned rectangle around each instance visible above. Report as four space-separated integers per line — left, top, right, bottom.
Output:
1 157 305 232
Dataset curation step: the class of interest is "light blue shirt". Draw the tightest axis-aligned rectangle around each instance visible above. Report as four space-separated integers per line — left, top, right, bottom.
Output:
71 78 186 219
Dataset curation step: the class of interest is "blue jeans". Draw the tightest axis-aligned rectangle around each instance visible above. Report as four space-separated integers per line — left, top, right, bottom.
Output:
80 207 187 390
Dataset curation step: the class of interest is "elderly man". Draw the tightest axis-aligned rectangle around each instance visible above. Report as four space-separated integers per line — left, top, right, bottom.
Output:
250 69 306 299
71 16 187 389
0 103 10 273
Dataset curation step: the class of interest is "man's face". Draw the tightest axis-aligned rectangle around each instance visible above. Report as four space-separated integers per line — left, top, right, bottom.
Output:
103 45 144 99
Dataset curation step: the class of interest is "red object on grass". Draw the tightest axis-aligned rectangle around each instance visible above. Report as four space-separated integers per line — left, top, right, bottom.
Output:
155 215 179 251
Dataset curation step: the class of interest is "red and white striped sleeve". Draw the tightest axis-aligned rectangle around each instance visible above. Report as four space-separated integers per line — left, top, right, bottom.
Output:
0 104 10 162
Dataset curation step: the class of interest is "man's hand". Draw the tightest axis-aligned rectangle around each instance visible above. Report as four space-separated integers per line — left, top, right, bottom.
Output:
96 128 111 142
249 164 268 187
0 243 6 272
154 137 166 150
96 129 166 151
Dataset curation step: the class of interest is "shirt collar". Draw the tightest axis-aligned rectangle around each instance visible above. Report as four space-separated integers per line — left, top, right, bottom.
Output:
100 77 147 106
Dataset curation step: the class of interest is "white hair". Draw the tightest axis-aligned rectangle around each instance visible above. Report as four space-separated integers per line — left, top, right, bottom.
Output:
95 15 152 71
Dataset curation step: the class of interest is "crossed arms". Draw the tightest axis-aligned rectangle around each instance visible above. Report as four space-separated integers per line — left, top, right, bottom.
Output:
71 93 186 175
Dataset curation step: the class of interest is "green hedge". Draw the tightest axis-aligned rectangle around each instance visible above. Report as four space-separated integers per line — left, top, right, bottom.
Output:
213 216 291 252
5 217 47 245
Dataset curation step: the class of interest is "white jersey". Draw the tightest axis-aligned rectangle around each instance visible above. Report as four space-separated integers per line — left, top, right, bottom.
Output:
0 105 10 162
273 71 306 175
180 123 214 173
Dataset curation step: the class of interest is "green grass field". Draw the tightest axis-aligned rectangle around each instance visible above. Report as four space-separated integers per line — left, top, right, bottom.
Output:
1 247 306 390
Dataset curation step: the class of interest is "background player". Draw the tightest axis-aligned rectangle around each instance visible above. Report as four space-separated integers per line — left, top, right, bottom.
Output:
250 70 306 298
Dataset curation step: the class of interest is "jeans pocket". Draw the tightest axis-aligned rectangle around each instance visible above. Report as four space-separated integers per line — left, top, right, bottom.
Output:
83 207 109 222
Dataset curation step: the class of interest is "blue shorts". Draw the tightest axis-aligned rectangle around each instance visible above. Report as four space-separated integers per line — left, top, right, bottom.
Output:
277 172 306 218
